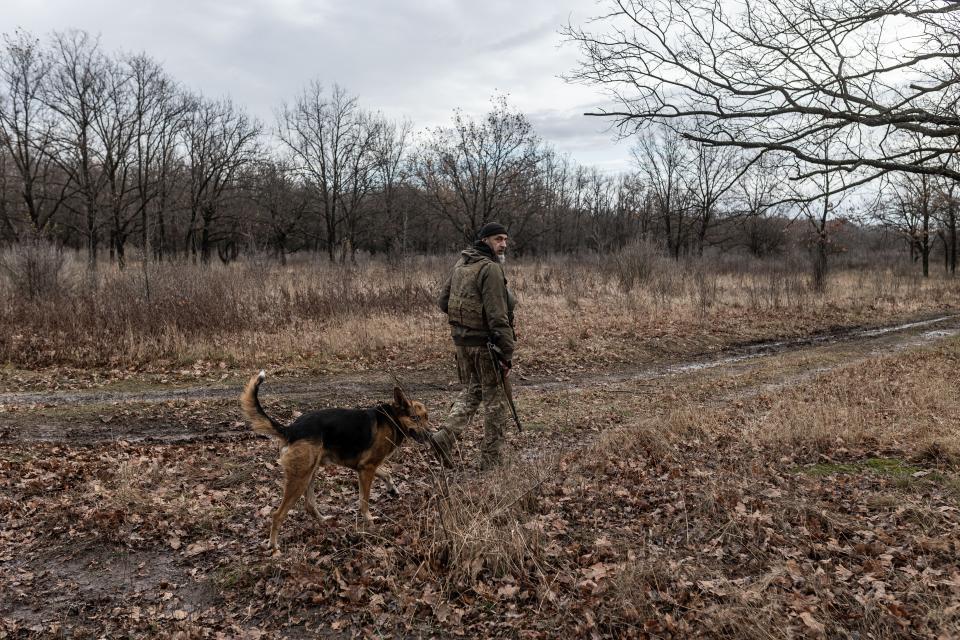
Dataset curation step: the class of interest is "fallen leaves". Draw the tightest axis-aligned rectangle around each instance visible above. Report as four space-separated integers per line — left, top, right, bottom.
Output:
184 541 214 557
799 611 826 634
4 325 960 639
2 429 958 639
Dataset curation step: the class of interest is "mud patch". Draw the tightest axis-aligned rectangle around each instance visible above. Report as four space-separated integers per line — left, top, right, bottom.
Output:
2 543 219 635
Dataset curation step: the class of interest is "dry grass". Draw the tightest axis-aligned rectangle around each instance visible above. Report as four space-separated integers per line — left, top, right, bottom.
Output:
2 246 958 376
0 239 66 300
729 338 960 459
418 455 557 592
0 251 442 370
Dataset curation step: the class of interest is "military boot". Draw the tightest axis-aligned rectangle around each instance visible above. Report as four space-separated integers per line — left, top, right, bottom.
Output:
479 453 502 472
426 429 456 469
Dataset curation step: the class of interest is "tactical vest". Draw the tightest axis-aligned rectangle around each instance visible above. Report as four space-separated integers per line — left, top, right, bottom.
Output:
446 259 491 330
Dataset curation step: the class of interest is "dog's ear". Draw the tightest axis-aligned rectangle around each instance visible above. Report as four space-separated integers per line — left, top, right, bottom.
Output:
393 386 410 409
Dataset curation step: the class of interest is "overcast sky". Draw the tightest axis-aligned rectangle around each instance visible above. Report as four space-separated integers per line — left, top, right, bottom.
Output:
4 0 634 172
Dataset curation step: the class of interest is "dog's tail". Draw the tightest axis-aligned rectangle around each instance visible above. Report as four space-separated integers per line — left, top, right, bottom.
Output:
239 370 288 441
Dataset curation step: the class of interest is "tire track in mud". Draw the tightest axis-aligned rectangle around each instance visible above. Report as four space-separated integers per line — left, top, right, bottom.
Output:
525 314 960 391
2 313 958 444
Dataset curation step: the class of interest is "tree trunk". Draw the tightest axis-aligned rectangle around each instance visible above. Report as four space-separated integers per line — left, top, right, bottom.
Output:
950 201 957 275
200 224 212 263
951 221 957 275
87 232 98 271
113 227 127 270
155 205 166 262
812 235 828 293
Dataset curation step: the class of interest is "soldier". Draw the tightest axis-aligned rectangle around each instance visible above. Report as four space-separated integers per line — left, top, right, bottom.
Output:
429 222 517 470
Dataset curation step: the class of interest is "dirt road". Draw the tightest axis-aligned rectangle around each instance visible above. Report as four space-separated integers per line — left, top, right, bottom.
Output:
1 313 957 444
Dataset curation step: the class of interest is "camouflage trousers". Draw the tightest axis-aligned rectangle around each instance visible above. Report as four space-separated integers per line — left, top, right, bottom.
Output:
433 344 510 468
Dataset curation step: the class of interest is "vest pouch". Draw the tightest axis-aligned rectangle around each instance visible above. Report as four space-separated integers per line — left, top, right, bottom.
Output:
447 259 489 331
448 295 486 330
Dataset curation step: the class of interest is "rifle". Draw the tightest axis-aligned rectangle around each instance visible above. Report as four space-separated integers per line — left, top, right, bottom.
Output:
487 341 522 432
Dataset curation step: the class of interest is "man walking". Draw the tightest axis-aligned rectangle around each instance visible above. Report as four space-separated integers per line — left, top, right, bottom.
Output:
430 222 516 470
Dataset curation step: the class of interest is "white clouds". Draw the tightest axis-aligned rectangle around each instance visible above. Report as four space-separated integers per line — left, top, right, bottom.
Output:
257 0 331 28
1 0 631 171
528 105 633 172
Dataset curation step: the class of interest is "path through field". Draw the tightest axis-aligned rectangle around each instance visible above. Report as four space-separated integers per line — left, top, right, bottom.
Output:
1 313 957 444
2 312 959 638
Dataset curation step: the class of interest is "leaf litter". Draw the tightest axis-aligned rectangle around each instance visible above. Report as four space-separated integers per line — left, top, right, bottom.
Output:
2 326 960 638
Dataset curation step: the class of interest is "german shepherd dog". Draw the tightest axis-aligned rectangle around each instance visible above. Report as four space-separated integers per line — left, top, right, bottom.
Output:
239 371 430 550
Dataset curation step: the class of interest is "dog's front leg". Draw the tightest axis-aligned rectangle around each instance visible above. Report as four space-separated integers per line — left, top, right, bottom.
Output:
357 467 376 526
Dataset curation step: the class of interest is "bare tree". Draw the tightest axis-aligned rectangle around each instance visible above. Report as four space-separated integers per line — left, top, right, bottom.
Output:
373 117 413 257
880 171 937 275
789 137 852 290
278 82 375 262
249 159 310 263
45 30 109 267
415 95 541 243
126 53 185 263
566 0 960 185
337 110 381 263
181 94 261 263
0 29 67 236
614 171 652 245
632 127 693 258
583 167 615 252
935 177 958 273
733 156 789 257
687 138 754 256
569 164 590 252
537 149 573 253
93 54 142 268
583 171 644 252
0 146 11 239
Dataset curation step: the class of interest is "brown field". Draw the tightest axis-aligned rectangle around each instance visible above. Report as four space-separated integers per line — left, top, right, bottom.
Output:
1 252 959 638
0 247 956 381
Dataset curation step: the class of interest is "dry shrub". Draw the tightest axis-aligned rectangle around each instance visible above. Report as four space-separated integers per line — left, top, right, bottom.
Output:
0 239 65 300
589 411 699 462
643 269 681 308
738 265 807 310
607 240 663 293
0 256 437 367
419 457 555 591
690 266 719 315
526 255 610 306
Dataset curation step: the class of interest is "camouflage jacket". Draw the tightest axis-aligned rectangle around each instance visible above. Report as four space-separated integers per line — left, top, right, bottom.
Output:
437 244 516 362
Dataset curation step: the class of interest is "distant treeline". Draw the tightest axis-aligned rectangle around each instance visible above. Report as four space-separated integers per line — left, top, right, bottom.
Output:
0 29 953 273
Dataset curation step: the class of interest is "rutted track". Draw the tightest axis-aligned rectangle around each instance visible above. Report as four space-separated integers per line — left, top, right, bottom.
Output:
2 314 957 408
525 313 960 390
1 313 958 444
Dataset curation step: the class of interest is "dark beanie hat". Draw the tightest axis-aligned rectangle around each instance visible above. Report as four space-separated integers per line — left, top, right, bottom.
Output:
476 222 508 240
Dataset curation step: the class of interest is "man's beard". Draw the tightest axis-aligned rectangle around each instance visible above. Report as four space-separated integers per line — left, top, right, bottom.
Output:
497 253 506 264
